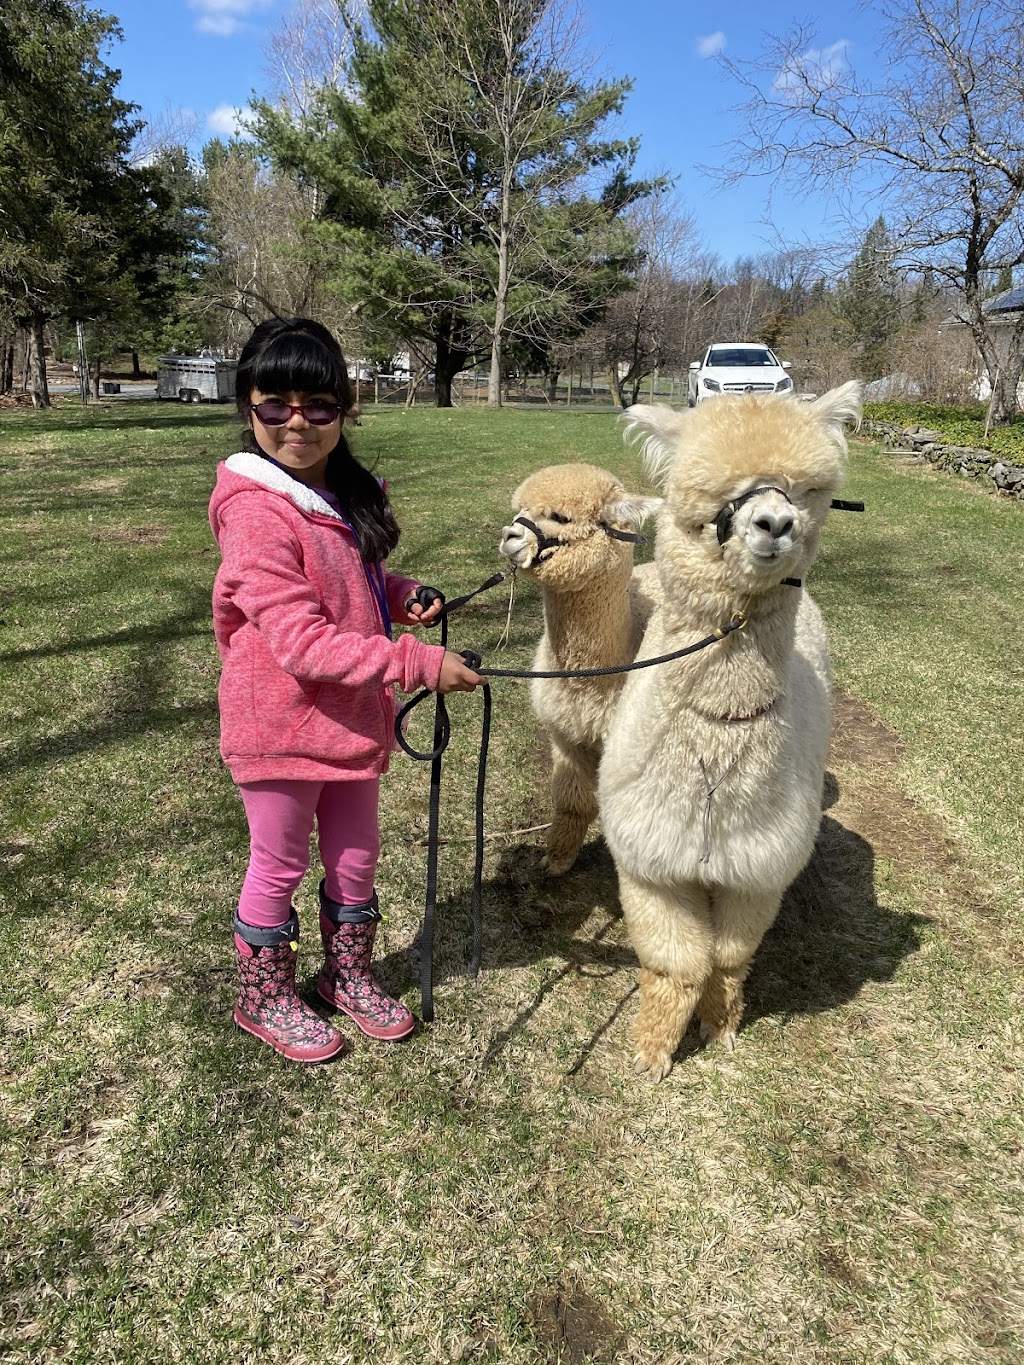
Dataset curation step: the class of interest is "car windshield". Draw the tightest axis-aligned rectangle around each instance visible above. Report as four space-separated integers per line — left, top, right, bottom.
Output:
707 348 776 367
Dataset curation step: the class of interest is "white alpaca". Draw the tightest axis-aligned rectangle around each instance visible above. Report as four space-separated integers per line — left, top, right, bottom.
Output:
598 383 862 1080
499 463 661 874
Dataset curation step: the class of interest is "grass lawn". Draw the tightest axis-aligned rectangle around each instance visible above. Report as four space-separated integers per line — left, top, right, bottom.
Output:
1 400 1022 1364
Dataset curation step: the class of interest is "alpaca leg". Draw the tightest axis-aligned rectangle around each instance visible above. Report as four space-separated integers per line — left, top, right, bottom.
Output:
542 741 598 876
698 888 783 1050
618 872 713 1082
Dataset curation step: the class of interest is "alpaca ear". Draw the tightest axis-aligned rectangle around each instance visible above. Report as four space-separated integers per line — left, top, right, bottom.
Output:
621 404 683 489
603 493 663 531
810 381 863 438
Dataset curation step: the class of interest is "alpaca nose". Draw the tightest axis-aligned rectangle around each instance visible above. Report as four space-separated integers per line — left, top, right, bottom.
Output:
500 524 529 561
752 509 794 540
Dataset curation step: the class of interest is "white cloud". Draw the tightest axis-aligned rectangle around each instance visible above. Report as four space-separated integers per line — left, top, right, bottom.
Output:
774 40 850 98
188 0 271 38
697 32 726 59
198 13 239 35
207 103 254 138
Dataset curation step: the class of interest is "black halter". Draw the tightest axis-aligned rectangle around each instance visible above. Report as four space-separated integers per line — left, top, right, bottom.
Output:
511 514 645 561
714 485 794 546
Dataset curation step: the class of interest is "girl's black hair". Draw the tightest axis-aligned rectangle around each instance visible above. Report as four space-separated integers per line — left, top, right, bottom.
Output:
236 317 400 564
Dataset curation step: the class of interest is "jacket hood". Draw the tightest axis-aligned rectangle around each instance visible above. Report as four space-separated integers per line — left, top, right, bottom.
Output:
210 451 345 537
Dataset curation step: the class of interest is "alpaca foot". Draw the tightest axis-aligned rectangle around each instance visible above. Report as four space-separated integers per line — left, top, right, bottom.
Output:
698 1018 737 1052
540 848 578 877
632 969 699 1083
696 966 746 1051
633 1047 674 1083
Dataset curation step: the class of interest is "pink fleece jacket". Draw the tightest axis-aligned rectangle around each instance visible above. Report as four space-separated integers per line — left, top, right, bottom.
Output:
209 452 446 783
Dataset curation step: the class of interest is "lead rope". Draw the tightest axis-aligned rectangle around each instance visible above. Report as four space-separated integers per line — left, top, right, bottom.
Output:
396 582 747 1022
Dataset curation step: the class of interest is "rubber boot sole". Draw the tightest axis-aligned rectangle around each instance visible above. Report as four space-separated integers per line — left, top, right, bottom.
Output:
233 1005 347 1063
316 984 415 1041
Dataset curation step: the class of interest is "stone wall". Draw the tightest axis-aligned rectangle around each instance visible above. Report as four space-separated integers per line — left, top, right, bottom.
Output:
862 420 1024 499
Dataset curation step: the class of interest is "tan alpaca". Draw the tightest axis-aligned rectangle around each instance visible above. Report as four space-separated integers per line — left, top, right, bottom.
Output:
599 383 862 1080
499 463 661 874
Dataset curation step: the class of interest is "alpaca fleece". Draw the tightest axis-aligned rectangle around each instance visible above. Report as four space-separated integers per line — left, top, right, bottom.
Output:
598 383 862 1080
499 463 661 875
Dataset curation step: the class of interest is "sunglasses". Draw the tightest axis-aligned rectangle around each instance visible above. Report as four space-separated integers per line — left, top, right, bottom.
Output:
251 399 341 427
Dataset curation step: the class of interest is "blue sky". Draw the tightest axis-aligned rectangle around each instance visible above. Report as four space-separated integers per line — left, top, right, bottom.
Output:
108 0 885 264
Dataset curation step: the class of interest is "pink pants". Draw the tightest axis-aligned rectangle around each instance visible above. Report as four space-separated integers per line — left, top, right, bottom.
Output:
237 778 381 928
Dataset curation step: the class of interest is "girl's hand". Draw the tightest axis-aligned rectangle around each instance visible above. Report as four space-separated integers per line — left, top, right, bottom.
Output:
405 586 445 626
437 651 484 693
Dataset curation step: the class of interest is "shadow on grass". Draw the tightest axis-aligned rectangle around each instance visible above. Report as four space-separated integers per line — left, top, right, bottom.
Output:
0 616 219 785
0 607 212 665
384 768 928 1068
6 406 237 434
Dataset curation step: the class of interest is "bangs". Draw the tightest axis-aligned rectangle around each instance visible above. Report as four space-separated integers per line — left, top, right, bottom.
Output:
245 332 347 404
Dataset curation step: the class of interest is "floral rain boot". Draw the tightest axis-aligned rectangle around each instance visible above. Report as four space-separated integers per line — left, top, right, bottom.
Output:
233 910 347 1063
316 883 415 1041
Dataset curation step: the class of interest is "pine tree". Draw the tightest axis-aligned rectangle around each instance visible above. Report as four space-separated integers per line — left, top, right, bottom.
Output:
0 1 175 405
837 217 902 379
253 0 651 405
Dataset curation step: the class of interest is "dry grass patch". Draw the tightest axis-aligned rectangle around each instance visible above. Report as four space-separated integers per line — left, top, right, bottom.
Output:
86 523 171 544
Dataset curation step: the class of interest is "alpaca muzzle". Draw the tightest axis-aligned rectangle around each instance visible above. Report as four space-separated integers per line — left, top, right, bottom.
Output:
501 514 645 569
714 484 795 546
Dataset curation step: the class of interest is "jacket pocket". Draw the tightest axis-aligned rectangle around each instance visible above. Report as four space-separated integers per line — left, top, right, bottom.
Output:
289 682 389 767
257 674 322 751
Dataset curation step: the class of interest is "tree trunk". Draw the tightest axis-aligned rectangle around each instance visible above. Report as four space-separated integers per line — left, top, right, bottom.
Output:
486 161 516 409
990 365 1023 425
91 352 102 400
545 367 559 403
607 364 626 409
26 314 50 409
434 368 455 408
434 330 466 409
0 338 13 394
75 321 90 406
131 348 142 379
488 196 511 407
487 323 504 408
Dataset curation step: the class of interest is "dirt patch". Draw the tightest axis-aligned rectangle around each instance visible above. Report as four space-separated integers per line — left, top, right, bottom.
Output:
76 477 129 495
830 689 906 769
529 1284 627 1363
827 689 1013 961
87 524 170 545
830 688 965 870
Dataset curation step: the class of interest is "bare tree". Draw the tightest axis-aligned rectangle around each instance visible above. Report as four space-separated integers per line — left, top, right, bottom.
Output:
130 105 201 168
202 143 348 347
588 190 712 406
262 0 364 121
721 0 1024 421
777 294 860 395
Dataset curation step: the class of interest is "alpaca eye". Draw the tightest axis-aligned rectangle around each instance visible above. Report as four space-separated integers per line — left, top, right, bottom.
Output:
548 512 570 524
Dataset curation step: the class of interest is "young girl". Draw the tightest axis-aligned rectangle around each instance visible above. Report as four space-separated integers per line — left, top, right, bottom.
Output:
210 317 482 1064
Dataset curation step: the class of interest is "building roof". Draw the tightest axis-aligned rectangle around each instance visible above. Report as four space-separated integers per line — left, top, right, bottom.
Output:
983 285 1024 314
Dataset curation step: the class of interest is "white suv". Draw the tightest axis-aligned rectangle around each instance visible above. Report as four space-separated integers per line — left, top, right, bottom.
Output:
688 343 793 406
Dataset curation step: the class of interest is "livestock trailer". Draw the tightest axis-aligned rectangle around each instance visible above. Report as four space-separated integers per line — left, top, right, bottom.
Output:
157 355 237 403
